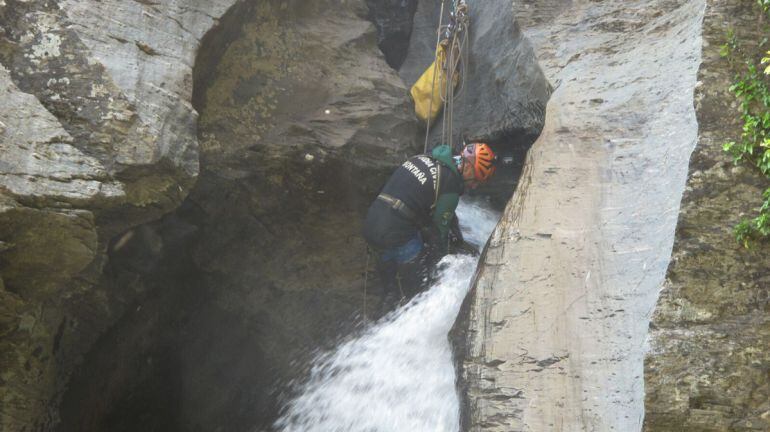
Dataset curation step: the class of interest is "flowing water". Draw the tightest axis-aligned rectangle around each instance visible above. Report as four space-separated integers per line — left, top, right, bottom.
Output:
274 198 500 432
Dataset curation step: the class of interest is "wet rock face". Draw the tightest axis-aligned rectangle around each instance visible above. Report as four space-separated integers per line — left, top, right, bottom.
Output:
399 0 549 205
174 1 419 427
50 0 550 427
0 0 235 429
56 0 421 430
454 0 704 430
644 1 770 430
401 0 550 145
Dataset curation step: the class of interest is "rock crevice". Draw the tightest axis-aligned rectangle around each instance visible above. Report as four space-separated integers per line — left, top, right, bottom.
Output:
0 0 238 429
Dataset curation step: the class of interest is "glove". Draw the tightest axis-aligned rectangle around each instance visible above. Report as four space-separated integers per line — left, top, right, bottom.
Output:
420 225 447 262
449 215 463 244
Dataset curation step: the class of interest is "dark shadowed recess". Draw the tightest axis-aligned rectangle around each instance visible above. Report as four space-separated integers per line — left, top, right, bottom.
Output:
57 2 283 431
57 0 413 431
365 0 419 69
468 131 539 209
56 1 548 431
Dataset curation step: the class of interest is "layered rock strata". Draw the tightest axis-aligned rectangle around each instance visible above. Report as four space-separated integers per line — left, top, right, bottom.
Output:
0 0 237 429
55 0 423 430
456 0 705 430
644 1 770 430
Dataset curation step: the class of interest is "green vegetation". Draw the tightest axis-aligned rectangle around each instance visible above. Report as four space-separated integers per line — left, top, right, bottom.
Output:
760 0 770 14
720 16 770 246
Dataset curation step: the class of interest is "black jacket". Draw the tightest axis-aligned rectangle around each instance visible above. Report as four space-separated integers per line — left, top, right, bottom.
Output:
363 152 463 251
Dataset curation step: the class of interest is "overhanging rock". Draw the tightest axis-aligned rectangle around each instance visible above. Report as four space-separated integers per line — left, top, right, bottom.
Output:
399 0 550 207
0 0 237 429
400 0 549 146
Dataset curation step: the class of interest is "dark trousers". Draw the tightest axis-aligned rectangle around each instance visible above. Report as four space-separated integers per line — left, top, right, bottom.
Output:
376 244 438 301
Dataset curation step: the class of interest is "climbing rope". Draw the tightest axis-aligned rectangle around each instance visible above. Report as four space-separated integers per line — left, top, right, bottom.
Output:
442 0 469 153
423 0 470 154
423 0 447 154
366 1 469 320
362 246 370 323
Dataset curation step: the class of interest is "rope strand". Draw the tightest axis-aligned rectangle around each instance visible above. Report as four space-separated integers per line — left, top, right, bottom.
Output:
423 0 447 154
440 0 468 153
424 0 469 154
362 247 370 323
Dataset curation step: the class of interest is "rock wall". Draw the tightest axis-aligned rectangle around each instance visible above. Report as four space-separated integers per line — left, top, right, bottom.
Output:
52 0 423 430
400 0 548 148
0 0 427 428
455 0 705 430
644 0 770 430
398 0 550 206
6 0 763 430
366 0 418 69
0 0 236 429
171 1 421 428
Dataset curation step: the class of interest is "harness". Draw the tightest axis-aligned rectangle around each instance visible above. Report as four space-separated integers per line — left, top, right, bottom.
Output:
377 155 444 226
377 193 420 222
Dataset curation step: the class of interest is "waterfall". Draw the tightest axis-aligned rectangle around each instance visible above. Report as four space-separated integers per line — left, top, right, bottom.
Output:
274 198 499 432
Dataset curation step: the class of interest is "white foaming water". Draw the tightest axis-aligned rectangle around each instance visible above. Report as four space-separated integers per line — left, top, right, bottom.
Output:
274 199 499 432
455 196 501 248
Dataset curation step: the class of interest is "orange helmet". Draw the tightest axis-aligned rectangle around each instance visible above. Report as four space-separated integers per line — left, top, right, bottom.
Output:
461 142 497 183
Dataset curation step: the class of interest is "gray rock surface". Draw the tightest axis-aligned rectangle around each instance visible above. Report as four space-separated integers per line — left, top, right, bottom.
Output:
456 0 705 430
0 0 237 429
399 0 550 204
400 0 549 148
5 0 764 430
57 0 236 177
398 0 446 87
0 66 121 204
644 1 770 430
53 0 422 430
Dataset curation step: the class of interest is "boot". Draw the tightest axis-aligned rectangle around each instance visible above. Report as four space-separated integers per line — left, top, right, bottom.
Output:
396 247 436 298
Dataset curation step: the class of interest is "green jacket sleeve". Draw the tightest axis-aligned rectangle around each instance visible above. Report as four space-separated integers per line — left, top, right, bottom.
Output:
432 192 460 255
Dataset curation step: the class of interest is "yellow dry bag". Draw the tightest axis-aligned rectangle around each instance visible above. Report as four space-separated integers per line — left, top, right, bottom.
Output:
410 44 458 124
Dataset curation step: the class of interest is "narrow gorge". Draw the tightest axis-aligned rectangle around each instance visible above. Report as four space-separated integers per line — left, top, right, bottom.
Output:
0 1 768 431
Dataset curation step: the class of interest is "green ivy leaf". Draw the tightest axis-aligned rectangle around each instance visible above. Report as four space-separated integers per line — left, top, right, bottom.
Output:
721 20 770 246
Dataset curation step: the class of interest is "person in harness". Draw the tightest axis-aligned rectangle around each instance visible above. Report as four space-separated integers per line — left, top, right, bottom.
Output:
363 142 497 309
